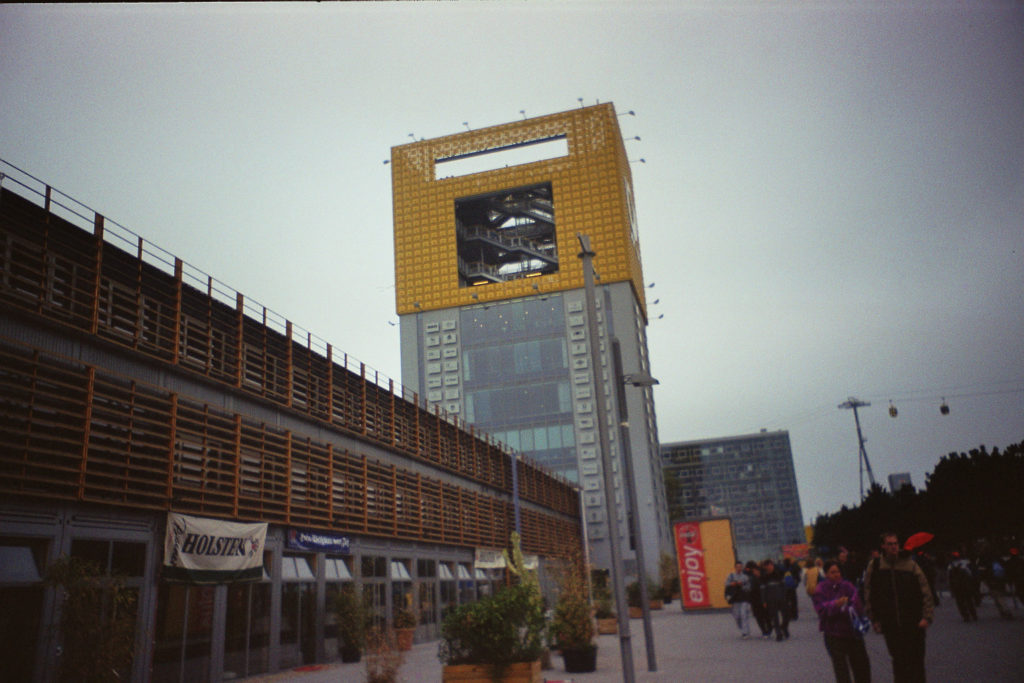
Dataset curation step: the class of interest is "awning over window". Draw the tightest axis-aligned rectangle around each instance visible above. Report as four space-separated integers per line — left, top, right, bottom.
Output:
475 568 487 580
325 558 352 581
282 556 315 581
390 560 411 581
438 564 454 580
457 564 473 580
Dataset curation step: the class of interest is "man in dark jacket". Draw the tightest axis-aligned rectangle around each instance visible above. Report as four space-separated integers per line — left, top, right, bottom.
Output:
759 558 790 641
864 532 934 683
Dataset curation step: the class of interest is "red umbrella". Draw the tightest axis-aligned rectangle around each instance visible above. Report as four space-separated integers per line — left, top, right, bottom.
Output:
904 532 934 551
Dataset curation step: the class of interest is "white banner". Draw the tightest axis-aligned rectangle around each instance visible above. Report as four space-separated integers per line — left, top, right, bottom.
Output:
474 548 507 569
164 512 267 584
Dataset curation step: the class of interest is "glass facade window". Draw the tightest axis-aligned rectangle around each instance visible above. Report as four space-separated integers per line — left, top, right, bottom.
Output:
281 554 316 667
0 537 47 683
459 296 565 343
224 580 271 679
153 584 215 683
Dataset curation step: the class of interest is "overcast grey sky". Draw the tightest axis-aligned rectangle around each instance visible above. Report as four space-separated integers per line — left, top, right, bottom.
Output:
2 1 1022 524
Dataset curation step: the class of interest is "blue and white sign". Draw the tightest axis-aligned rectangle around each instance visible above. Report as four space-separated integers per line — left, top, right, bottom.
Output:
286 528 351 554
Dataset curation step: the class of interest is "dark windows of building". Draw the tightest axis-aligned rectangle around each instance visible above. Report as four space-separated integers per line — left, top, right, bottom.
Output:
0 537 47 683
439 562 457 622
361 555 389 630
455 183 557 287
280 554 316 667
415 559 438 629
390 558 413 628
152 583 216 683
323 556 354 650
224 576 271 679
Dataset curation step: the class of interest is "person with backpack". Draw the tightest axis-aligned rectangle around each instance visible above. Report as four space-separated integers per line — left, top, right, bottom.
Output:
805 557 825 598
864 532 934 683
783 557 801 620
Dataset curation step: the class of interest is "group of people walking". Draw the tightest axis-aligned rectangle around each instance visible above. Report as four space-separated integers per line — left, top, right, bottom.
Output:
726 531 937 683
725 557 802 642
947 547 1022 622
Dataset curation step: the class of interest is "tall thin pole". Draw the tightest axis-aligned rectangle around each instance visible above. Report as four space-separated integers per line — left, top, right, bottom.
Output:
578 233 635 683
611 338 657 672
838 397 876 499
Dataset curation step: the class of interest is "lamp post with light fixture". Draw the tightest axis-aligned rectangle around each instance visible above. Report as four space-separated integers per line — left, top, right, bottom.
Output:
612 338 658 672
577 233 635 683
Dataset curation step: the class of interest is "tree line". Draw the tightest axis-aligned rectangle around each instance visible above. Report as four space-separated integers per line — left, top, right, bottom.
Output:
811 440 1024 556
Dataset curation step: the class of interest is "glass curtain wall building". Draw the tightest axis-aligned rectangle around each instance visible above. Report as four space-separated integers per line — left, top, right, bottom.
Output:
661 431 806 563
390 104 673 578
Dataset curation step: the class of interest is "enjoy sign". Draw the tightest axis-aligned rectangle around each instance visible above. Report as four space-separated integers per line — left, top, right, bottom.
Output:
674 521 711 609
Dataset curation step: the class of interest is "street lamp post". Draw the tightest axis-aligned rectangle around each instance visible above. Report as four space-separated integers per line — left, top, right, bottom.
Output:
577 234 635 683
612 338 658 672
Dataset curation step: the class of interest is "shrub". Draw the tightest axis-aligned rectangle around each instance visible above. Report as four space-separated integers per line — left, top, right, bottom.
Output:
44 555 136 683
548 552 595 651
438 582 546 667
393 605 417 629
334 586 372 653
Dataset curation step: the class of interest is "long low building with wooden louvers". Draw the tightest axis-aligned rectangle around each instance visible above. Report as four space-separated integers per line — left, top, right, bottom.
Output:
0 162 582 683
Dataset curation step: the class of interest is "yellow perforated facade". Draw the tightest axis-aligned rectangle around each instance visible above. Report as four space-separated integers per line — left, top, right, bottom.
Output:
391 103 648 316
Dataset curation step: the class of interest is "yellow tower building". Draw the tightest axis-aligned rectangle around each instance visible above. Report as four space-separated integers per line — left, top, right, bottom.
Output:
390 103 671 576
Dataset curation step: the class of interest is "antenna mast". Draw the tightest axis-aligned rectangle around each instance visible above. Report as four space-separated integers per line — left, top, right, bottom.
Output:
838 397 877 500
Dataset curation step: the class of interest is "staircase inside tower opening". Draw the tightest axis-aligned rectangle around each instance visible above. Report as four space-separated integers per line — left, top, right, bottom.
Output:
455 183 557 287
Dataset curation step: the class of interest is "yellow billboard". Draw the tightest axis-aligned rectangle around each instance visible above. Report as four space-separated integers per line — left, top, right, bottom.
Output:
674 518 736 610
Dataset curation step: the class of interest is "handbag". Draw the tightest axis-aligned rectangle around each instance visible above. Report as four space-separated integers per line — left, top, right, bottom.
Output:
849 607 871 635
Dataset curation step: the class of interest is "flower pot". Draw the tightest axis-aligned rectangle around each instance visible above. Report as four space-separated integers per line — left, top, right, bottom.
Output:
441 659 542 682
561 645 597 673
395 627 415 651
596 617 617 635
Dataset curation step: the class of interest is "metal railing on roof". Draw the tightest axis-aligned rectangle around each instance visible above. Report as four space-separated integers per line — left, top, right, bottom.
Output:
0 158 575 493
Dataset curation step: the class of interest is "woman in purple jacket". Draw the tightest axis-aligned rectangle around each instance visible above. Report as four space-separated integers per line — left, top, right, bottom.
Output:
813 560 872 682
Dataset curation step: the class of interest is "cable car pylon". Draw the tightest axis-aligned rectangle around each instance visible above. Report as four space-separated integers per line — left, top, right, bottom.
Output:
839 397 877 500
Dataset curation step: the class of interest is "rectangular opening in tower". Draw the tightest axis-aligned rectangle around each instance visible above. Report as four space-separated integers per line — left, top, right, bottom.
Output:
455 183 557 287
435 135 567 179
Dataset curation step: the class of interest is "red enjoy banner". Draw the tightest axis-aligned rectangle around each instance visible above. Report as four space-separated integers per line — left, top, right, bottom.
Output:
675 521 711 609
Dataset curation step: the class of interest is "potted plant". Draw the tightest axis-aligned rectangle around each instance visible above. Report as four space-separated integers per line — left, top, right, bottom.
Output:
591 574 617 635
392 605 417 651
548 554 597 673
648 578 664 610
334 585 371 663
659 552 679 605
438 533 545 682
625 581 644 619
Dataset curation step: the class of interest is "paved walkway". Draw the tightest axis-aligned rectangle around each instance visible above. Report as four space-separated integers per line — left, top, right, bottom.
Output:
243 590 1024 682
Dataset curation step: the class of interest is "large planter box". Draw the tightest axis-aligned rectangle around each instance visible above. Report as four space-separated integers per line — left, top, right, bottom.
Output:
395 627 414 651
628 606 643 619
442 660 542 683
596 617 617 634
